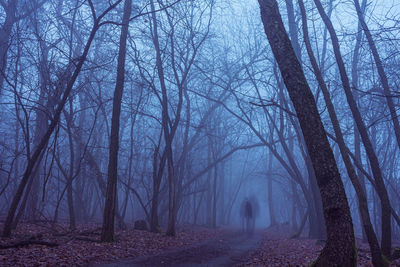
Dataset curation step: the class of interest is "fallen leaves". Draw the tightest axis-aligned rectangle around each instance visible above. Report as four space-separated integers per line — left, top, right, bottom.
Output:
241 227 400 267
0 223 223 266
1 223 399 266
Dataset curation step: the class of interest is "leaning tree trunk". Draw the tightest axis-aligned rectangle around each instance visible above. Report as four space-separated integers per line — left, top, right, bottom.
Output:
313 0 392 257
101 0 131 242
298 0 385 265
257 1 356 266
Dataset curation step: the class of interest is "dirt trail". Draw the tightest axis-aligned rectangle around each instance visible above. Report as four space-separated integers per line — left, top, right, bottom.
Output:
95 229 264 267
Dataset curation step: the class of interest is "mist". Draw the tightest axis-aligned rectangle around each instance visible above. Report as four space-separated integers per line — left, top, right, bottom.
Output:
0 0 400 266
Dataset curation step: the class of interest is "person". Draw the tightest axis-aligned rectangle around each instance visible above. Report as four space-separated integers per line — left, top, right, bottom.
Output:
244 198 253 235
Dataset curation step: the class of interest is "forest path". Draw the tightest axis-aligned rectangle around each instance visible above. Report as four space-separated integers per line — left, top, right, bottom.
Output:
96 228 264 267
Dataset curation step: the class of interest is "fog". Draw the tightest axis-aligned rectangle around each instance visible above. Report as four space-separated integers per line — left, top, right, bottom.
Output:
0 0 400 264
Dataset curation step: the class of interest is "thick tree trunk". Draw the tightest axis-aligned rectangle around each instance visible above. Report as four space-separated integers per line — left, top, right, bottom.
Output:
313 0 392 257
101 0 131 242
258 1 356 266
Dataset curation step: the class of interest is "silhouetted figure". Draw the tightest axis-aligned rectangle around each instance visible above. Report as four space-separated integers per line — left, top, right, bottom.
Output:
239 197 256 236
244 199 253 235
240 196 259 236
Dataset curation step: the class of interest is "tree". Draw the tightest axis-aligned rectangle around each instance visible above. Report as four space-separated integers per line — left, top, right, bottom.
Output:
353 0 400 152
313 0 392 257
298 0 385 265
101 0 132 242
258 0 356 266
0 0 45 97
2 0 123 238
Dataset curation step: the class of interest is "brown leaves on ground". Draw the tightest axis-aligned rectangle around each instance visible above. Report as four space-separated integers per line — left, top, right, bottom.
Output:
2 223 400 266
241 228 321 267
0 222 224 266
242 226 400 267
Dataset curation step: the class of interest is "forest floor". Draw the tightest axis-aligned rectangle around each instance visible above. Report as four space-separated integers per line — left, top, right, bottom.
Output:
0 222 224 266
0 222 400 266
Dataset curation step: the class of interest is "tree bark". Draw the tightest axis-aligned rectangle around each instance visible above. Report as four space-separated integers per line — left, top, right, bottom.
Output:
258 1 356 266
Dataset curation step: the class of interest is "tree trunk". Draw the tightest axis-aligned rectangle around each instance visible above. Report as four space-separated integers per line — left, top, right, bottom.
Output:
101 0 131 242
0 0 17 97
65 98 76 230
267 149 276 226
291 180 298 232
212 164 217 228
351 0 368 244
313 0 392 257
150 0 186 236
258 1 356 265
26 80 47 221
298 0 386 265
150 135 166 232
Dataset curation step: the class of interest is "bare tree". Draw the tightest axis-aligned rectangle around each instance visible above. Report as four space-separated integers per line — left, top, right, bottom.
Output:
298 0 385 265
353 0 400 152
101 0 132 242
2 0 123 238
313 0 392 257
258 0 356 266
